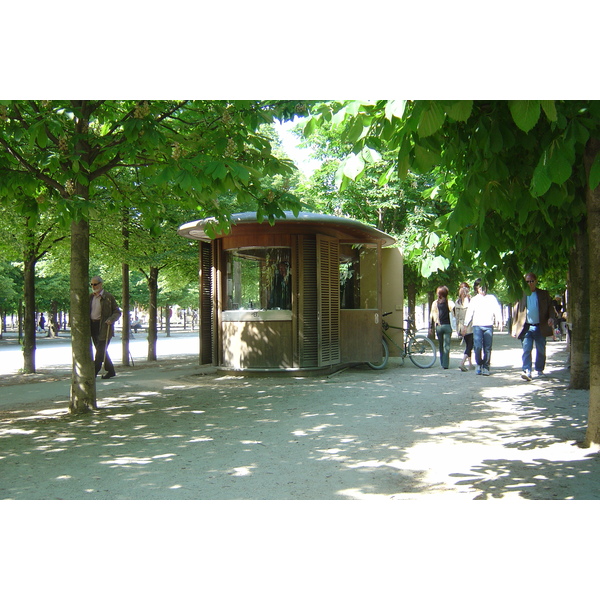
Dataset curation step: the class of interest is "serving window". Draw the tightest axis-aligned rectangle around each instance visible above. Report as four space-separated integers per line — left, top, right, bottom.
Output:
224 247 292 311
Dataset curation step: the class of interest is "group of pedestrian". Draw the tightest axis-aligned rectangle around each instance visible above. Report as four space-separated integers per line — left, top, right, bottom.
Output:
429 271 558 380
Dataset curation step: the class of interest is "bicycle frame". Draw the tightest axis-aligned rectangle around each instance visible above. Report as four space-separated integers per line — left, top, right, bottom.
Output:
367 312 436 369
382 322 410 358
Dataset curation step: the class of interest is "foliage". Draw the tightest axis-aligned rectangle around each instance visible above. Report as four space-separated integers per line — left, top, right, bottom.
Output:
302 100 599 300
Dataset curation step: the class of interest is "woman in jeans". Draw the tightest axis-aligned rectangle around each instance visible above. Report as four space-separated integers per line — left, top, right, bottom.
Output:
430 285 455 369
462 279 502 376
454 282 474 371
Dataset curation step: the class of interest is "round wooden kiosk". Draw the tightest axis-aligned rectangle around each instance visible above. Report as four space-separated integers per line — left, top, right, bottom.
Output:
178 211 397 374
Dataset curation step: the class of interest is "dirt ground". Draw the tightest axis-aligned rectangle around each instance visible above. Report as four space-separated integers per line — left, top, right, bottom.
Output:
0 332 597 501
3 331 599 598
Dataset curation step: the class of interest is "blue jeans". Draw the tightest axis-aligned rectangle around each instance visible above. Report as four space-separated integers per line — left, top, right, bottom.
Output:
473 325 493 368
436 324 452 368
521 325 546 373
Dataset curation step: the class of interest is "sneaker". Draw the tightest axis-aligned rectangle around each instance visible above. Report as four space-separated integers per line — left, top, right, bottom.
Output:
521 370 532 381
476 366 482 375
459 364 468 372
536 371 545 378
482 367 490 376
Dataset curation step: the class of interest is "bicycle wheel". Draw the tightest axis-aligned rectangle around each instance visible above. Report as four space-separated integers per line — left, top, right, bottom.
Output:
367 337 389 370
408 335 436 368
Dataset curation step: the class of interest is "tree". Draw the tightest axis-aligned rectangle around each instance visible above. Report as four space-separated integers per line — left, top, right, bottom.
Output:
304 100 600 445
1 100 307 413
0 197 68 369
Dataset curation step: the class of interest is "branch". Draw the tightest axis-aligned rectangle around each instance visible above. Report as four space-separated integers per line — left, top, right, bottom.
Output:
0 138 66 196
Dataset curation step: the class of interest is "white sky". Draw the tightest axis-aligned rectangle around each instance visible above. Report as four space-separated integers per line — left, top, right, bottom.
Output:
274 117 321 177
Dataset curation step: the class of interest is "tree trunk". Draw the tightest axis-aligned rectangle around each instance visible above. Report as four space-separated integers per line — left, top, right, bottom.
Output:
122 208 131 366
69 102 97 414
165 304 171 337
47 300 59 338
584 138 600 446
569 218 590 390
147 266 158 361
407 281 416 324
22 220 36 373
69 218 96 413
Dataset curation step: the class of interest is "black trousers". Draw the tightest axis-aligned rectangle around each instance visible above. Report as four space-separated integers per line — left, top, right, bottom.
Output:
91 320 115 376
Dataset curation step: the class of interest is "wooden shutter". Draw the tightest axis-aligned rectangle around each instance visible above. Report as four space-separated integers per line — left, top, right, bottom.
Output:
317 236 340 366
298 236 318 367
199 241 213 365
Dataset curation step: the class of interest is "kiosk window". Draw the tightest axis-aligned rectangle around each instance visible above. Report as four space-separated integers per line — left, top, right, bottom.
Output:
225 248 291 311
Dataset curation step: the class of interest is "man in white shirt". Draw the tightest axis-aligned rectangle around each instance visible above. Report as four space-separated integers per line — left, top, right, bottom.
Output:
462 279 502 376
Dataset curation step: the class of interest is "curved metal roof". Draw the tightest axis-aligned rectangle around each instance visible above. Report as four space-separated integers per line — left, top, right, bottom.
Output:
178 211 396 246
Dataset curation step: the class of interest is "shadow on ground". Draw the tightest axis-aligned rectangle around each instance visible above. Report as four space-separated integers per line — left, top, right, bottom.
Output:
0 337 596 500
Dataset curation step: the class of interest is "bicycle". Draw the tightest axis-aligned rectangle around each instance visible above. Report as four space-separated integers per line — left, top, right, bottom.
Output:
367 312 437 370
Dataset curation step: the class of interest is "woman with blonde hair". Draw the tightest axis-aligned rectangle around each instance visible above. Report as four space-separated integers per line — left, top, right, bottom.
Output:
430 285 455 369
454 282 473 371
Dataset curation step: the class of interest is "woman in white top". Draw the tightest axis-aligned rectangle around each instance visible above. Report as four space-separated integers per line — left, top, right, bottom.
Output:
453 282 473 371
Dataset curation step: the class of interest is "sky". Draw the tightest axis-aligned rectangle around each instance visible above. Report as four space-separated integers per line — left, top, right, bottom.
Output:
273 117 321 177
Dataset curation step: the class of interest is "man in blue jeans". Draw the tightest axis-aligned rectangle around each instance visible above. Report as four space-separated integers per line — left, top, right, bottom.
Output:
511 272 554 381
462 279 502 376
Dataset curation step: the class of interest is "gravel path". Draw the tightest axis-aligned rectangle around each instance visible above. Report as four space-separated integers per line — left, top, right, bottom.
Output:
0 332 595 500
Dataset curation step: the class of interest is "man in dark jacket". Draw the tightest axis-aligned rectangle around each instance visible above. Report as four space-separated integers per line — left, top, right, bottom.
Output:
511 272 554 381
90 276 122 379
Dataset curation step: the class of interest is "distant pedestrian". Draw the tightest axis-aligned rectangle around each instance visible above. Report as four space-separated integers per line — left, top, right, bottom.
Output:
38 314 46 332
430 285 454 369
511 272 554 381
90 276 121 379
462 278 502 376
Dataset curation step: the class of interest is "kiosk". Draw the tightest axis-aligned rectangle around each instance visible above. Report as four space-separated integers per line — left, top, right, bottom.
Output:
178 211 399 374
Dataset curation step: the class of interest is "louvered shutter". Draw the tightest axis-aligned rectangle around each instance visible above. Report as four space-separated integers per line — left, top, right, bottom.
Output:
199 241 213 365
317 236 340 366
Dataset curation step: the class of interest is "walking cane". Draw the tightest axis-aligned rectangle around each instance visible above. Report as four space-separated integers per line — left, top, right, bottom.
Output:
103 321 111 374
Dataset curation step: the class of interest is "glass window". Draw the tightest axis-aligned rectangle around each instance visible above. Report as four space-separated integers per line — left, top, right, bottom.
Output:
339 244 377 309
225 248 291 311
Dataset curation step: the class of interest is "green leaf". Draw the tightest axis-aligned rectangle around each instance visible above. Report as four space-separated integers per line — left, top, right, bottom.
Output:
378 164 395 186
397 152 409 180
417 101 445 137
413 144 439 173
345 117 366 144
37 127 48 148
446 100 473 122
590 153 600 190
361 147 381 164
547 151 572 185
508 100 541 133
384 100 406 122
213 163 227 180
530 153 552 197
540 100 558 122
342 153 365 180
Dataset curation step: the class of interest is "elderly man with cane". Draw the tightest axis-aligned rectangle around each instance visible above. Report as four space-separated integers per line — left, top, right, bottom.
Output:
90 276 122 379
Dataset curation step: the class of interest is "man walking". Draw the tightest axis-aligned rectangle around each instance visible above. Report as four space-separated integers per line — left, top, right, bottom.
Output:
462 278 502 376
90 276 121 379
511 272 554 381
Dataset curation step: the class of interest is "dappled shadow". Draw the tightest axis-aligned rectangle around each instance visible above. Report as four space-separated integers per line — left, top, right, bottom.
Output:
0 335 595 500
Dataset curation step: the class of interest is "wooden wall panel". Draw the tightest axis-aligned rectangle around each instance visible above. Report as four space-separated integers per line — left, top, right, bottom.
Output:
221 321 293 369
